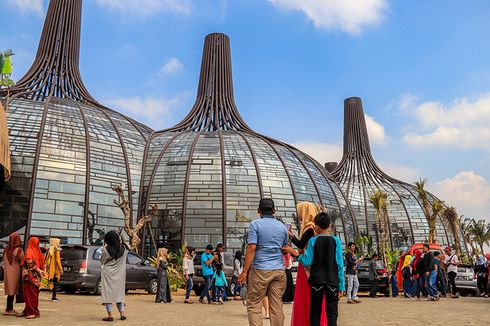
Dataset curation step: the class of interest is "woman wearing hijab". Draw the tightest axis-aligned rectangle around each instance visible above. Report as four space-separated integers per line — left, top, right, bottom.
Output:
100 231 127 322
290 202 326 326
155 248 172 303
474 254 488 298
411 249 424 300
401 254 414 298
44 238 63 301
20 237 45 319
2 232 24 316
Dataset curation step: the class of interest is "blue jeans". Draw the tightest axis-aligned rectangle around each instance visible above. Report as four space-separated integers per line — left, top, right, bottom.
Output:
185 274 194 300
105 302 124 313
414 277 425 298
213 286 225 302
426 270 438 297
200 275 212 302
232 276 241 296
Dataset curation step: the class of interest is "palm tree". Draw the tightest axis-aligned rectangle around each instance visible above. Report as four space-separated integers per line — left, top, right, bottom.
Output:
441 206 462 255
428 200 443 244
414 178 431 220
461 217 478 258
468 219 490 254
370 189 390 269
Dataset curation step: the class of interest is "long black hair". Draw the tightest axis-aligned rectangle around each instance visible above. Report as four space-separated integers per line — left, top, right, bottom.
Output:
234 250 243 268
104 230 125 260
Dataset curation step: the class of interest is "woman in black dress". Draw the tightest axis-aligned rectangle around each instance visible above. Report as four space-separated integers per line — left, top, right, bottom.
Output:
155 248 172 303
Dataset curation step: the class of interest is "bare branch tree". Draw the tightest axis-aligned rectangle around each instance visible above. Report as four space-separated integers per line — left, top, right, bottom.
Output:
112 183 157 253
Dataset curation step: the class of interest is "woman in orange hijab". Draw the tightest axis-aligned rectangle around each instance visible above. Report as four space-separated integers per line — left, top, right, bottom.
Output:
289 202 326 326
19 237 45 319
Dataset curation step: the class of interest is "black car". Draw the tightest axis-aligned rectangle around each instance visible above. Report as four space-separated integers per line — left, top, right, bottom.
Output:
354 258 390 296
193 251 235 296
59 245 158 295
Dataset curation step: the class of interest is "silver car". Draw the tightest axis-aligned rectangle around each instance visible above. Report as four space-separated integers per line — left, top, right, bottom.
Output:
454 264 479 296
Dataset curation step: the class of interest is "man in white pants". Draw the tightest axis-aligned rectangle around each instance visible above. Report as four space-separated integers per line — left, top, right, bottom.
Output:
345 242 364 304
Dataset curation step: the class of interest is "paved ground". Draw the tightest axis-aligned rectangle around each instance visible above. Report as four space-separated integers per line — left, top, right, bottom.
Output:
0 288 489 326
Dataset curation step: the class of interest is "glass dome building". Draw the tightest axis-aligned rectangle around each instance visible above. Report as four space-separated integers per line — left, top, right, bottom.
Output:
329 97 466 251
140 33 358 252
0 0 152 246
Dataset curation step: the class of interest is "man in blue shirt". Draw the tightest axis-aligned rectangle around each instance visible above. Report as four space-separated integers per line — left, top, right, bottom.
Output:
199 244 215 304
238 198 288 326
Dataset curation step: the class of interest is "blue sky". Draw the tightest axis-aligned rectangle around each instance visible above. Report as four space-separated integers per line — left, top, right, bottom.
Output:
3 0 490 223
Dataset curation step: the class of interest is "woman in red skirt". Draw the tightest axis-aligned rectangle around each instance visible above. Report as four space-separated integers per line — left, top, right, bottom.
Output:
290 202 327 326
19 237 45 319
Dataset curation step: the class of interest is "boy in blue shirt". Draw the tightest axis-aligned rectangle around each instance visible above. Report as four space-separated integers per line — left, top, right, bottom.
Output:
283 212 345 326
199 244 216 304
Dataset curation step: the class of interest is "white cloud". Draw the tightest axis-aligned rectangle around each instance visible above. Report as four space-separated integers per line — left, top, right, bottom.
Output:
431 171 490 221
291 141 343 165
267 0 387 34
6 0 44 15
365 114 386 145
96 0 192 17
106 94 188 129
159 58 184 76
402 93 490 150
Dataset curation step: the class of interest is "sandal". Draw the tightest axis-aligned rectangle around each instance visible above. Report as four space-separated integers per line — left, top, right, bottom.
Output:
184 299 194 304
25 315 39 319
121 316 127 320
3 310 18 316
102 317 114 322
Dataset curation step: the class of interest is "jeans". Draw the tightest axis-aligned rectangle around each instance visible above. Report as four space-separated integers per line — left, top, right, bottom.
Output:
200 275 213 302
346 274 359 301
477 274 488 295
426 270 438 297
311 284 339 326
185 274 194 300
447 271 458 295
414 277 425 298
232 276 241 296
105 302 124 313
213 286 225 302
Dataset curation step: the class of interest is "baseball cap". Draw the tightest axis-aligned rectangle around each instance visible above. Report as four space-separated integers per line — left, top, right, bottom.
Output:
205 244 213 250
258 198 275 210
444 246 451 251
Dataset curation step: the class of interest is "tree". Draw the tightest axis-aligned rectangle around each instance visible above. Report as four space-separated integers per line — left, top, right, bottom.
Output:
468 219 490 254
112 183 157 253
460 217 478 259
441 206 462 255
428 200 443 244
414 178 435 243
370 189 390 269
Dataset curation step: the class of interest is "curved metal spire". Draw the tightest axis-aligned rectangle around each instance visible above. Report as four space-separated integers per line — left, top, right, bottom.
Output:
162 33 252 132
2 0 95 102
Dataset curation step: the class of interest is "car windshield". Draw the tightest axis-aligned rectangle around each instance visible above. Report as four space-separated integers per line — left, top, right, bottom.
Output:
61 247 86 260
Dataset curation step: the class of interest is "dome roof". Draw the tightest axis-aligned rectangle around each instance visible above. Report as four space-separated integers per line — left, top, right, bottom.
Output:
141 33 357 251
330 97 465 250
1 0 152 245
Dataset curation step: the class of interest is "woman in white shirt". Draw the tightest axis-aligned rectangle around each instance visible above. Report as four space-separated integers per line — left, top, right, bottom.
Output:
232 251 243 300
183 246 195 304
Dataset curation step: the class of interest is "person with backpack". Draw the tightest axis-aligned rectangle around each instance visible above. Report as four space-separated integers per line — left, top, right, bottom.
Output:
212 264 228 304
444 246 460 298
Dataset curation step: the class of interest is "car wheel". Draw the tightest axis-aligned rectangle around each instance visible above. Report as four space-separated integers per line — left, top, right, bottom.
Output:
228 282 235 296
148 278 158 294
94 278 102 295
62 285 77 294
194 284 204 296
383 288 390 297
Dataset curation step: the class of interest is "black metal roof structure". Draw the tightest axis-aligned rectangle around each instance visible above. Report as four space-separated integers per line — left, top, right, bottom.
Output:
331 97 465 250
141 33 357 253
0 0 152 245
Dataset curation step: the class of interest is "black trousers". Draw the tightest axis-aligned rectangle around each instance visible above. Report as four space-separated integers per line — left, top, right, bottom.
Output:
310 284 339 326
6 295 14 311
448 271 458 295
52 278 58 299
477 274 488 295
369 278 379 297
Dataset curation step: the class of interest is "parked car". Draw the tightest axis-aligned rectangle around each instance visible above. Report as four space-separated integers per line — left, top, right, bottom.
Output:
59 245 158 295
354 258 390 296
455 264 479 296
193 251 235 296
395 243 444 290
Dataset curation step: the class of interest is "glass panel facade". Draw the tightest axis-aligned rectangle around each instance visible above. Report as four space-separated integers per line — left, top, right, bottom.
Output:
223 131 261 251
30 99 86 244
1 99 44 245
184 132 223 249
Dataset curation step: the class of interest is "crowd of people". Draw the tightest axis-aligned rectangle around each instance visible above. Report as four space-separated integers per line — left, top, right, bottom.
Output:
1 197 489 324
